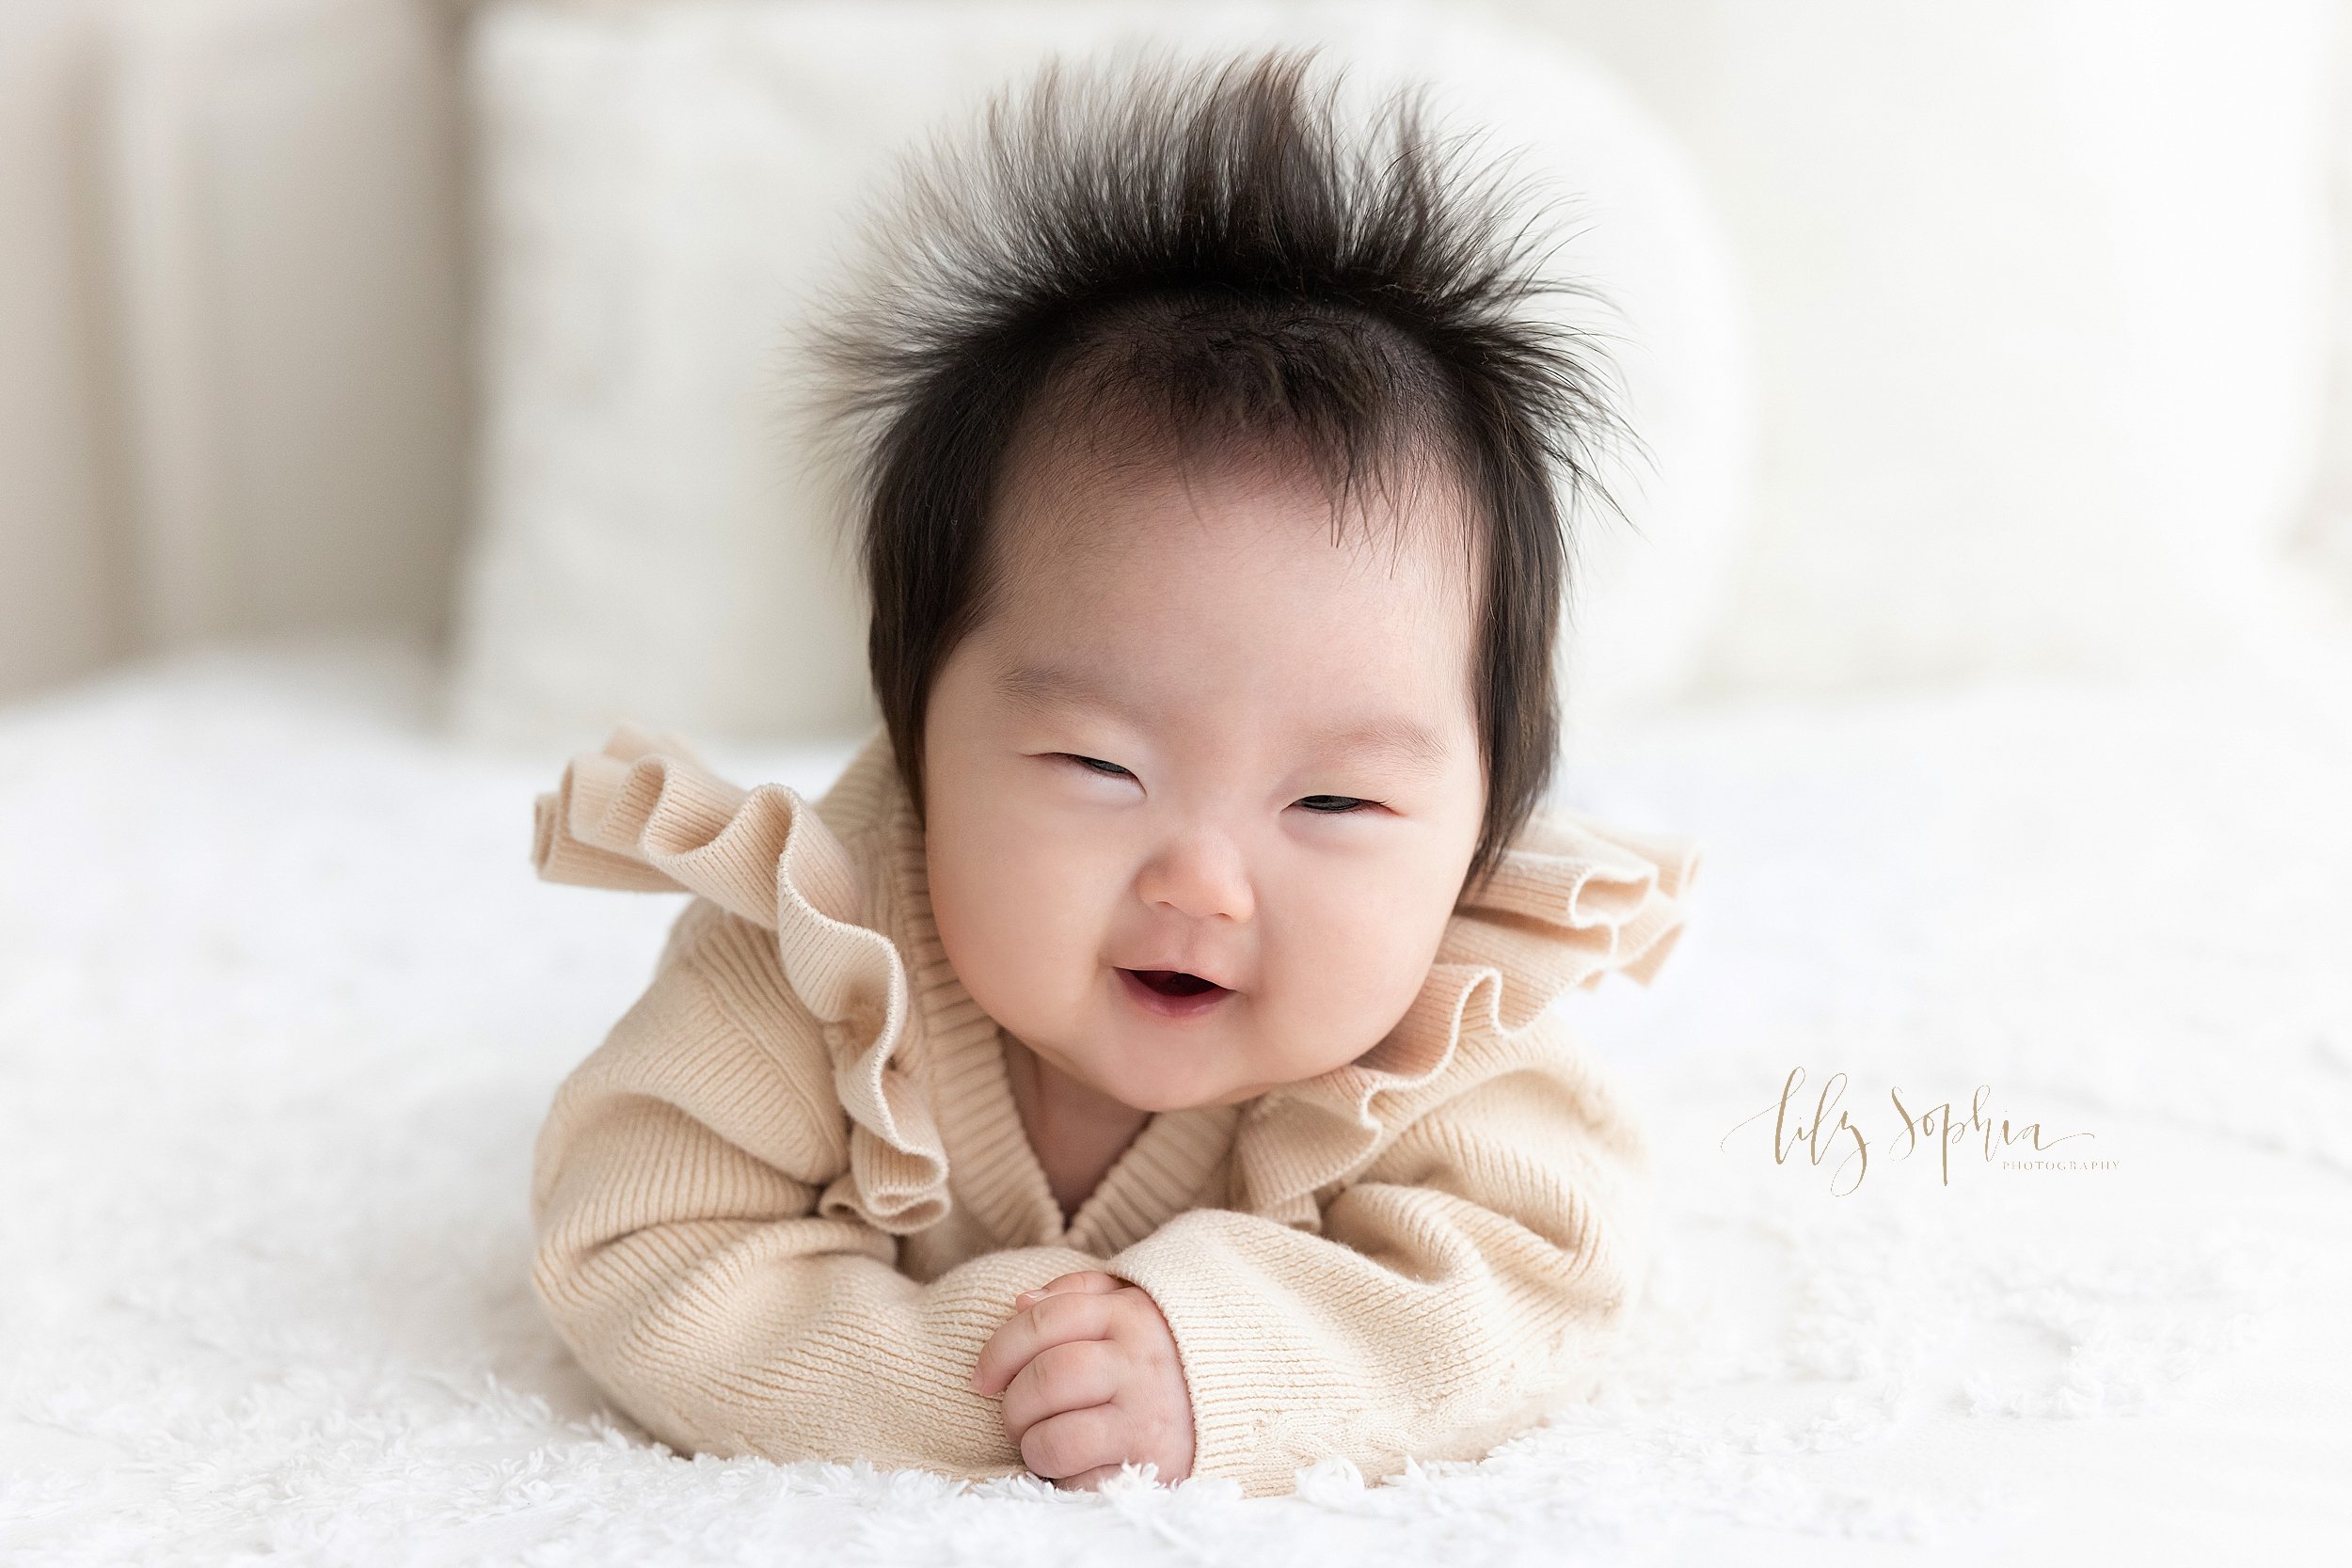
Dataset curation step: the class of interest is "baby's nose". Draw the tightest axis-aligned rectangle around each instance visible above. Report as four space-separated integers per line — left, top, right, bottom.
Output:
1135 828 1255 925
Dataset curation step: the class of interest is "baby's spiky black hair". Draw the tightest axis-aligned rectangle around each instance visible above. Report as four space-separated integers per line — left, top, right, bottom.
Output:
813 47 1629 893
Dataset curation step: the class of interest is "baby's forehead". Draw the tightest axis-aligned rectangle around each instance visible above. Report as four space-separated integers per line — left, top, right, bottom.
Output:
989 414 1486 582
973 436 1482 705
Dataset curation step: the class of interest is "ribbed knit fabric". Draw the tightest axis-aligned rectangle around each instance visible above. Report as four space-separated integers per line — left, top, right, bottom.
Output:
527 723 1702 1498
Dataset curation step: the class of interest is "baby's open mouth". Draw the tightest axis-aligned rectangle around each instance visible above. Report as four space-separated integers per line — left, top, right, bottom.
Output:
1117 967 1232 1019
1128 969 1224 997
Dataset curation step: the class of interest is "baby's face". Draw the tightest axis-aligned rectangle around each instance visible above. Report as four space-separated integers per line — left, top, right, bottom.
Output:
922 436 1487 1113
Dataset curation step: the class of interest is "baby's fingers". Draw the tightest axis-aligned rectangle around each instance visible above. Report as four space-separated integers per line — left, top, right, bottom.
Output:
970 1290 1116 1396
1055 1464 1130 1493
1019 1402 1127 1482
999 1338 1122 1443
1014 1270 1123 1308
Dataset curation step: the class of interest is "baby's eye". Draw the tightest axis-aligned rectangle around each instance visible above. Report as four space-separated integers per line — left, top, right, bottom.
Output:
1063 754 1135 780
1294 794 1375 815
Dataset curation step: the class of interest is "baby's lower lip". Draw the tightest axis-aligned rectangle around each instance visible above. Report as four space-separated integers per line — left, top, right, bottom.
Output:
1117 968 1233 1020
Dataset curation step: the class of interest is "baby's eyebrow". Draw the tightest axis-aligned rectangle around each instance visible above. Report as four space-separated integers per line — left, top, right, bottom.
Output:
1327 715 1451 774
997 661 1451 781
993 662 1125 714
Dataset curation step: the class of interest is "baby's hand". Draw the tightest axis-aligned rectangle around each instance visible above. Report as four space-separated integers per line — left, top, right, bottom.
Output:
969 1270 1196 1489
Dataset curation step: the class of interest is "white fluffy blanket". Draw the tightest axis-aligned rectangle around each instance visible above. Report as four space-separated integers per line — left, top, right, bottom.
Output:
3 635 2347 1564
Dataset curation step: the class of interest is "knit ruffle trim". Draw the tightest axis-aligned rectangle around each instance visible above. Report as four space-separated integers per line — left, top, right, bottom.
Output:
532 723 952 1235
532 725 1702 1237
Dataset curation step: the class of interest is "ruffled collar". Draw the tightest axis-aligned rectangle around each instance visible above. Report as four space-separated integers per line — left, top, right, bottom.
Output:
532 724 1699 1245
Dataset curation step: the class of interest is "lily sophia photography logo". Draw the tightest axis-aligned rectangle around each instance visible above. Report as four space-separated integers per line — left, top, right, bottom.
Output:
1721 1067 2109 1196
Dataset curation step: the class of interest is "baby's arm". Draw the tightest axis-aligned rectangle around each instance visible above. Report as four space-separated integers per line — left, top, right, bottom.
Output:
530 900 1101 1477
1074 1024 1651 1498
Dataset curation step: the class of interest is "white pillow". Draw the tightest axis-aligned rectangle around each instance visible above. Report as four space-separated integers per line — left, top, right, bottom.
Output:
2296 0 2352 609
1487 0 2341 691
447 0 1750 751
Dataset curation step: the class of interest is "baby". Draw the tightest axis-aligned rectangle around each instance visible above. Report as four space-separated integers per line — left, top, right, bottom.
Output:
525 51 1700 1499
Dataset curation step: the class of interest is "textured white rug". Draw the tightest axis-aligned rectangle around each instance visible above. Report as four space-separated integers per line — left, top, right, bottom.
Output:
3 634 2347 1565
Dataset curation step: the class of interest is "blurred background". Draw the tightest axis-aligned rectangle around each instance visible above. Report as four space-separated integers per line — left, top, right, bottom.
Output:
8 0 2350 758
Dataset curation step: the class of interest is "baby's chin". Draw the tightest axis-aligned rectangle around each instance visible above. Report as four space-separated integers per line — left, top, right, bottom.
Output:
1063 1030 1240 1114
1089 1063 1264 1115
1070 990 1366 1113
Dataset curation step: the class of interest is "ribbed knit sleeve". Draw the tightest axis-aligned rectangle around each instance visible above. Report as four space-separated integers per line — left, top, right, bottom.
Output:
1104 1012 1653 1498
528 897 1102 1477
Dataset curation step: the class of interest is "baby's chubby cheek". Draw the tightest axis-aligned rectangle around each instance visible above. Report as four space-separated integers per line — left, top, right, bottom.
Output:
925 793 1120 1055
1223 873 1448 1090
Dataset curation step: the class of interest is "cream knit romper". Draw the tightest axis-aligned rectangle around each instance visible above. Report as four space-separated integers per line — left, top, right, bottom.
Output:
526 723 1701 1497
